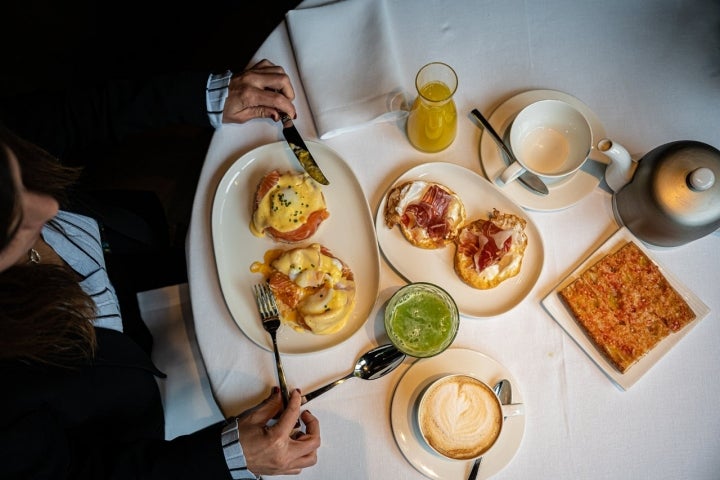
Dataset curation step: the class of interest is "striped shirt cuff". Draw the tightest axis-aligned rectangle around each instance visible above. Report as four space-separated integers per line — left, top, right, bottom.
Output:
206 70 233 129
221 417 259 480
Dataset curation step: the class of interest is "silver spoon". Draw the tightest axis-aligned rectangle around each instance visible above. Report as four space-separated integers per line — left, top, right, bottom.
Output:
470 109 549 196
467 380 507 480
301 344 405 404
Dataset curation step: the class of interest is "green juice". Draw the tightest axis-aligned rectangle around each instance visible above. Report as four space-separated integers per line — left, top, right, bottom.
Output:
386 284 458 357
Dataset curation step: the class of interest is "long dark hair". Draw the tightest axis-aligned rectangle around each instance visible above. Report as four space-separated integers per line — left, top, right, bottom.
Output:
0 127 97 366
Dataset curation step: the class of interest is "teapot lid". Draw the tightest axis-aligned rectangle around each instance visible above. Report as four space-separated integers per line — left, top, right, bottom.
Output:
652 141 720 227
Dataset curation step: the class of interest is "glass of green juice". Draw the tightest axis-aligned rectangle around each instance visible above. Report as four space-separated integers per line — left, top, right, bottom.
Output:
384 282 459 358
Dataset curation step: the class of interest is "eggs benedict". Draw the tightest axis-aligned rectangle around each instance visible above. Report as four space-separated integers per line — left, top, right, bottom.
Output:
250 243 356 334
250 169 329 243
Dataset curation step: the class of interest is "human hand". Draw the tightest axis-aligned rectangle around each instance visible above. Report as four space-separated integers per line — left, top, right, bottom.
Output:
236 387 321 476
223 59 297 124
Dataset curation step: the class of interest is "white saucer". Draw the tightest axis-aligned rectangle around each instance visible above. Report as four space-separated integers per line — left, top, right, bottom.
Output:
390 348 525 479
479 89 609 211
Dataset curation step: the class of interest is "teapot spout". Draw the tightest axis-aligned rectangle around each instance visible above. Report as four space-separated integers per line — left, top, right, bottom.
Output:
597 138 637 192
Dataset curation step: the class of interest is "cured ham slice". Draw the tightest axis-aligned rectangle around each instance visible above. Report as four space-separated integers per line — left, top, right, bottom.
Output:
454 209 528 289
384 180 465 249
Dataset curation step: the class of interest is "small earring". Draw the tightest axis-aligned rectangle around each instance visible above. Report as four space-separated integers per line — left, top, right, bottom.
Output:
28 248 41 264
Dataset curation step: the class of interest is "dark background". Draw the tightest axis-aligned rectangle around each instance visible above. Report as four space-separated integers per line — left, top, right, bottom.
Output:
1 0 300 270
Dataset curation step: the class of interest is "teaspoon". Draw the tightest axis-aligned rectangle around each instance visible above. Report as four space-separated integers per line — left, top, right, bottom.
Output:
301 344 406 404
467 380 507 480
470 108 549 196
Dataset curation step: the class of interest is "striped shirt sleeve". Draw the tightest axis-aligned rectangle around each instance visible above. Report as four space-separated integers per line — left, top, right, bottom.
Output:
221 417 259 480
206 70 233 128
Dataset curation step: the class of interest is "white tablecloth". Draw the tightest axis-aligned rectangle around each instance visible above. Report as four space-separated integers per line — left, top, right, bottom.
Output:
187 1 720 478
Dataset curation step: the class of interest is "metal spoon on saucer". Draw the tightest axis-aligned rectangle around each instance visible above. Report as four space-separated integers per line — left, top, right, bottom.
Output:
301 344 406 404
467 379 511 480
470 109 549 196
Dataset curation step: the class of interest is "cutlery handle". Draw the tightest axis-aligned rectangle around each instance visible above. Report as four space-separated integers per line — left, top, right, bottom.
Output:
467 456 482 480
301 373 354 404
470 109 517 161
271 335 290 408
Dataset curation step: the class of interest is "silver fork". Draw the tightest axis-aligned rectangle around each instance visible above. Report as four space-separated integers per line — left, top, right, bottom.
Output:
252 283 290 408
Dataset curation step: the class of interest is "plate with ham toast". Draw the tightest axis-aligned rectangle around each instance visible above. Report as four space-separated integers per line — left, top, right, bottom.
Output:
376 162 544 317
542 227 710 389
212 141 380 354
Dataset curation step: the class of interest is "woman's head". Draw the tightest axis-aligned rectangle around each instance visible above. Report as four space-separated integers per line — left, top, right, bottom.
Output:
0 128 96 365
0 128 78 272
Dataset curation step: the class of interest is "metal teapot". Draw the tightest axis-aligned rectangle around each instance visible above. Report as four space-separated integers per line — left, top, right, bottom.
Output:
597 138 720 247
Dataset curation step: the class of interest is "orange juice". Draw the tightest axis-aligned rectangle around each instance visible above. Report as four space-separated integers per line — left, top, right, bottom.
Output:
407 80 457 152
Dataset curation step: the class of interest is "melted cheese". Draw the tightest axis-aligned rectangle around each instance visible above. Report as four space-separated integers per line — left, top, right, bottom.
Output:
264 244 356 335
251 172 326 235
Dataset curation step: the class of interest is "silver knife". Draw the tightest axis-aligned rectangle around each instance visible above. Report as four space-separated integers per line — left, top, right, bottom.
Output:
470 109 548 196
280 113 329 185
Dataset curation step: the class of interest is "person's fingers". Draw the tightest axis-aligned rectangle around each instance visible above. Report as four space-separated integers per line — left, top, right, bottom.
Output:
249 58 275 69
255 387 284 423
242 59 295 101
299 410 319 437
250 89 295 119
273 389 302 433
243 70 293 97
239 387 283 424
284 408 321 466
224 85 295 123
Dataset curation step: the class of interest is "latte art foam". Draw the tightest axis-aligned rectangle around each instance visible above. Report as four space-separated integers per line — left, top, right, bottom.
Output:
418 375 502 460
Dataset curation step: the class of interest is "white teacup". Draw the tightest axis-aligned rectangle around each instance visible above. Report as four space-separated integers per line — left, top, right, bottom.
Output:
499 99 592 186
417 374 523 461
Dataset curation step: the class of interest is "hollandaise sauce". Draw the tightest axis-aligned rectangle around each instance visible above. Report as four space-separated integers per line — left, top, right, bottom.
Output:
250 171 326 237
250 244 356 335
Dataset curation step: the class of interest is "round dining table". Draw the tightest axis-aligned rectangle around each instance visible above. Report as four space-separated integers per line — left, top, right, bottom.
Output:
186 1 720 478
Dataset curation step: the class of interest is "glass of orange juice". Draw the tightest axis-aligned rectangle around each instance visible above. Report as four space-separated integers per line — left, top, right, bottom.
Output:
406 62 458 152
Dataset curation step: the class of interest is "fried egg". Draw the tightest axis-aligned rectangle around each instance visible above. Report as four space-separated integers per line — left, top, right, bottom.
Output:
384 180 466 249
250 170 329 243
453 209 528 289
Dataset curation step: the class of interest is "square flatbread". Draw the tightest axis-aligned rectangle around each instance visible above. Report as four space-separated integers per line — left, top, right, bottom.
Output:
558 241 695 373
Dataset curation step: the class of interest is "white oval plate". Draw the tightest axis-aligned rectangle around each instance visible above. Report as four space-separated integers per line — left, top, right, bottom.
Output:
375 162 544 317
479 89 609 211
390 348 525 480
211 141 380 354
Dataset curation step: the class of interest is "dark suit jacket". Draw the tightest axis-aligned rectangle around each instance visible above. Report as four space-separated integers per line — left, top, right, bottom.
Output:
0 328 231 479
0 71 215 352
0 71 211 162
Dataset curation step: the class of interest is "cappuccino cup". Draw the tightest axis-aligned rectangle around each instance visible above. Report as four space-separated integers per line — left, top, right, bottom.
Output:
417 374 523 461
499 99 592 186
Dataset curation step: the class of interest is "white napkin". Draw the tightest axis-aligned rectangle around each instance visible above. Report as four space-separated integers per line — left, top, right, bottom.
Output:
286 0 407 139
